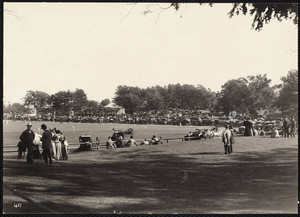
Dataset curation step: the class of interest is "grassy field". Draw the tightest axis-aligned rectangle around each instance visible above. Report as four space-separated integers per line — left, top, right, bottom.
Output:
3 120 215 148
3 121 298 214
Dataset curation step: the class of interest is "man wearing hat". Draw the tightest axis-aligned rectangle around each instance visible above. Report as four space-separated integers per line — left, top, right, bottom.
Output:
19 122 35 163
40 124 53 164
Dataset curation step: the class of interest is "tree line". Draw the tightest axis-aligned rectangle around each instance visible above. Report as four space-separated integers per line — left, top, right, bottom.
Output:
3 70 298 118
4 89 111 117
114 71 297 117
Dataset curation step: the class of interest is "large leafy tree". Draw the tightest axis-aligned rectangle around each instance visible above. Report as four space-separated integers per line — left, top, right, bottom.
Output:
72 89 88 112
49 90 73 116
23 90 50 113
169 3 298 31
218 78 251 115
114 85 144 114
276 70 298 116
164 84 183 109
100 98 110 107
144 87 164 112
85 100 100 116
114 84 215 113
195 85 215 110
247 74 276 115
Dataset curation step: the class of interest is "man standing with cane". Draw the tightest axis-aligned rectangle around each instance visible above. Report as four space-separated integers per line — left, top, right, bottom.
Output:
41 124 53 165
19 122 35 163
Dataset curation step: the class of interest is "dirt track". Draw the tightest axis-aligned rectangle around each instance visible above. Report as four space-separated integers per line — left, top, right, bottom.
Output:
3 135 298 214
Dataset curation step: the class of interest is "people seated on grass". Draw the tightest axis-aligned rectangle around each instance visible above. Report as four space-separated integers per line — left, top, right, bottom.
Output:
140 139 150 146
211 126 219 132
271 127 280 138
257 126 265 136
158 136 163 144
151 135 159 145
125 135 138 147
106 136 116 149
199 131 206 140
116 135 125 148
211 127 221 137
150 135 163 145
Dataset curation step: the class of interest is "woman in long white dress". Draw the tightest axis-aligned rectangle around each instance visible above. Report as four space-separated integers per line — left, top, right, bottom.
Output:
55 134 63 160
51 131 57 160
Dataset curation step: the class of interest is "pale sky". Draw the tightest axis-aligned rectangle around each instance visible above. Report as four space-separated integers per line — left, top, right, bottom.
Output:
3 3 298 105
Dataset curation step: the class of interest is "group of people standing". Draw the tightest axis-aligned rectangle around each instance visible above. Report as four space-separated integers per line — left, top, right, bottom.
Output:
282 116 297 137
19 122 68 164
243 116 297 138
49 127 69 161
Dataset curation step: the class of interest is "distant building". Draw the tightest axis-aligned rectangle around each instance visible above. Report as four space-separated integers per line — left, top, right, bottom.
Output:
28 105 37 117
104 103 125 115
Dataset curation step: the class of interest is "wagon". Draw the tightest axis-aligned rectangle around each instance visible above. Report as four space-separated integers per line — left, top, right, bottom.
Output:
78 134 100 151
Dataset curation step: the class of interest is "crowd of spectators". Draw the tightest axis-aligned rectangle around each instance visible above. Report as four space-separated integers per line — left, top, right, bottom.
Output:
3 108 286 128
4 109 235 126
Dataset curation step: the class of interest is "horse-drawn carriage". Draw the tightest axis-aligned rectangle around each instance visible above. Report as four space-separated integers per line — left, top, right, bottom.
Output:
77 134 100 151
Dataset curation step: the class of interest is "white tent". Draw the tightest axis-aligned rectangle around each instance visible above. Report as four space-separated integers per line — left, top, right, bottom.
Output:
117 108 125 115
104 102 122 109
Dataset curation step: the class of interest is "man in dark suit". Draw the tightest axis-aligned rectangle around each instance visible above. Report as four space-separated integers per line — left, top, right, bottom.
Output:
41 124 53 165
19 122 35 163
283 116 290 137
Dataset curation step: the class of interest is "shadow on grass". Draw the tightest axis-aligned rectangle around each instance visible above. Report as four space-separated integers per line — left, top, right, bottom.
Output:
189 152 221 155
3 146 298 214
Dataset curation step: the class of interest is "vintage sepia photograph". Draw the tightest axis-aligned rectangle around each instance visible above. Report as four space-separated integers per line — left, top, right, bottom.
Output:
3 2 298 214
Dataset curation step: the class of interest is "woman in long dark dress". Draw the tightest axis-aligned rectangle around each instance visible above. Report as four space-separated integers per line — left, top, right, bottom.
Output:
243 118 253 136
